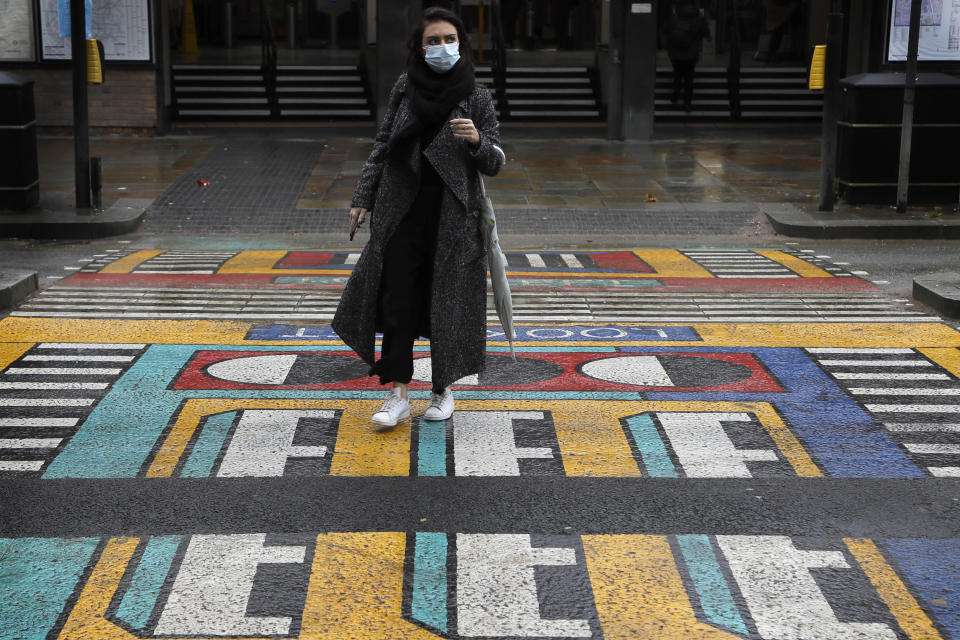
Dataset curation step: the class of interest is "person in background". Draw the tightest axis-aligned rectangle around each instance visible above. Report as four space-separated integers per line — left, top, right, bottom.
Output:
663 1 711 113
332 6 506 427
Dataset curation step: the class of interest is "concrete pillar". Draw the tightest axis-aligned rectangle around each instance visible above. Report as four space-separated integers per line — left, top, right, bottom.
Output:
375 0 422 121
608 0 658 140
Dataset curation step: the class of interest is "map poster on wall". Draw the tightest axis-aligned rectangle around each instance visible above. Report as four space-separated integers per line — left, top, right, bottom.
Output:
40 0 152 62
0 0 36 61
888 0 960 62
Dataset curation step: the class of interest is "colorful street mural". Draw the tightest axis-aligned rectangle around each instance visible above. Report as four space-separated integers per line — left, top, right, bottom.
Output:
1 247 958 638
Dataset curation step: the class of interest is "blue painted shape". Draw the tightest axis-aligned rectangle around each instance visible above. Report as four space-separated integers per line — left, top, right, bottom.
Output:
886 539 960 638
515 278 662 287
624 414 677 477
115 536 182 631
631 346 924 478
248 324 698 342
417 419 447 477
245 324 343 340
181 412 236 478
676 535 749 635
412 533 447 633
0 537 99 640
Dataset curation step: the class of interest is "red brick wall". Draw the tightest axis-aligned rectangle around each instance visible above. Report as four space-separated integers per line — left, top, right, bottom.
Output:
5 68 157 129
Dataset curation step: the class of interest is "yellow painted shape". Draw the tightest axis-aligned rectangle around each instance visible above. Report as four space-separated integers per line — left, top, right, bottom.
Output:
99 250 165 274
0 318 256 345
218 251 354 276
635 249 715 278
301 532 441 639
0 343 32 370
550 403 642 477
844 538 944 640
3 317 960 348
218 251 289 273
147 399 411 478
756 250 835 277
57 537 271 640
583 534 742 639
918 347 960 379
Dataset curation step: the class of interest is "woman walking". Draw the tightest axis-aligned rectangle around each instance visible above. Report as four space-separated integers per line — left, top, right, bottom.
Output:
332 6 506 427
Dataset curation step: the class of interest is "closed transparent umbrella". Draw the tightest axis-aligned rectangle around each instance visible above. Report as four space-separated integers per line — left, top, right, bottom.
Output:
479 177 516 360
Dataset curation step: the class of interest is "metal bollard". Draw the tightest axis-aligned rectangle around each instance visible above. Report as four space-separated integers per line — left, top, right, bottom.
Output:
90 156 102 210
225 1 234 48
287 2 296 49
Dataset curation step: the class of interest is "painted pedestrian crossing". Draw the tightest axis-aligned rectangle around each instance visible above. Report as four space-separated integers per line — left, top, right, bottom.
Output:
0 343 146 473
2 244 960 639
13 287 938 322
808 347 960 478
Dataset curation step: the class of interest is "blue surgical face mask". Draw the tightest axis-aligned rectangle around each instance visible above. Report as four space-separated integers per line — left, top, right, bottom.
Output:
423 42 461 73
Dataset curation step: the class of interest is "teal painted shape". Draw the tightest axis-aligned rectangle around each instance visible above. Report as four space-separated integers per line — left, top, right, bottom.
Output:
417 419 447 477
0 537 99 640
181 412 237 478
625 413 678 477
412 533 447 633
43 344 197 478
677 535 749 636
115 536 182 631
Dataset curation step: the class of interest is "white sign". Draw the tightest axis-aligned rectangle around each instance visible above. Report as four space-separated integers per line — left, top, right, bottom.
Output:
40 0 152 61
631 3 652 13
0 0 35 61
888 0 960 62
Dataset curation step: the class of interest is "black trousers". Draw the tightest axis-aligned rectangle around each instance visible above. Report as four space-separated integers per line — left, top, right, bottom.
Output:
369 185 443 393
671 59 697 107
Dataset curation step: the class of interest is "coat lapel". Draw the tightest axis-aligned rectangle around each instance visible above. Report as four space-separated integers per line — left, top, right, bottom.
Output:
422 97 473 210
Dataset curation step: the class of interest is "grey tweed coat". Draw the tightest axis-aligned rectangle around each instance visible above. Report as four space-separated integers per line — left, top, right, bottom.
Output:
331 72 506 390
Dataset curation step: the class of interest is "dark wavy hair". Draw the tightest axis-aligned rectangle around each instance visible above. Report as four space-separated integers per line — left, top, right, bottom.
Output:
406 6 475 70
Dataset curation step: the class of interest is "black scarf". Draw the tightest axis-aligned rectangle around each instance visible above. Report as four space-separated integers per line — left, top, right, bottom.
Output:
388 56 475 158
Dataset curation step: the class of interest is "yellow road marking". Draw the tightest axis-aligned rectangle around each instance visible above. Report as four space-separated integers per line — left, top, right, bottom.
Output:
756 250 835 277
99 250 165 274
0 343 32 370
637 249 715 278
147 399 413 478
844 538 944 640
302 533 440 639
583 534 741 639
3 318 959 348
217 251 355 276
918 347 960 379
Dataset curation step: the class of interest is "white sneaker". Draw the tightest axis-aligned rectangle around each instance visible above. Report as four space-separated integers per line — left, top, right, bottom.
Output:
423 388 454 421
371 389 410 426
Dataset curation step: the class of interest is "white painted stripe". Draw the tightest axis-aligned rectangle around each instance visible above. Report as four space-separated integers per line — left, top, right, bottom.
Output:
865 404 960 413
884 423 960 432
929 467 960 477
834 373 951 380
0 398 94 406
904 443 960 454
22 355 134 362
808 348 915 354
38 343 145 349
852 388 959 396
0 382 108 390
525 254 548 268
5 368 122 376
0 438 62 449
817 360 933 367
345 253 360 265
560 254 582 268
0 461 44 471
0 418 80 427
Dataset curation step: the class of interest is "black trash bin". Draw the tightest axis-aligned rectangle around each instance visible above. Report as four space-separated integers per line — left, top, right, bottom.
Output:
0 72 39 210
836 72 960 205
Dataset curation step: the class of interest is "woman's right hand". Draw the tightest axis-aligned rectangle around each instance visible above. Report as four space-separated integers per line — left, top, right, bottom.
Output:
349 207 367 230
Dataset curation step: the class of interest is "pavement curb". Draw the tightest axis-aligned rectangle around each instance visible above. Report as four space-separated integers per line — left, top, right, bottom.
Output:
913 272 960 318
0 270 38 310
761 203 960 239
0 198 149 240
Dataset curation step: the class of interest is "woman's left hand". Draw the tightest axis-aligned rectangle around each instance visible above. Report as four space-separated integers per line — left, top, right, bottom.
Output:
450 118 480 147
